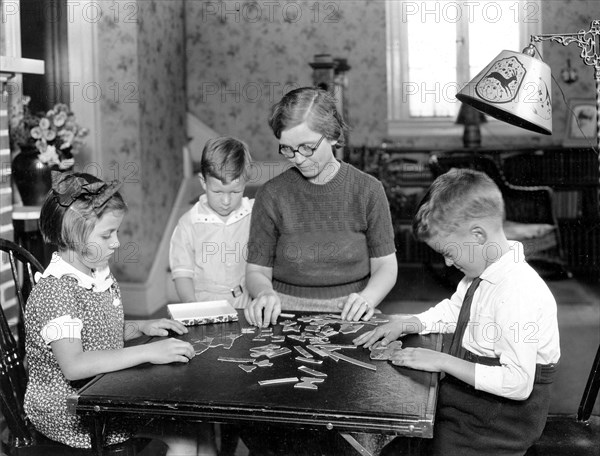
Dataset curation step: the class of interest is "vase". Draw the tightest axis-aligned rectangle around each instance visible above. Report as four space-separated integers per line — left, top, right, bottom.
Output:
11 147 53 206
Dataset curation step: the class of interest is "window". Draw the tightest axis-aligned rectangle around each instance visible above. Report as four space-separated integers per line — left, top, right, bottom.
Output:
386 0 542 137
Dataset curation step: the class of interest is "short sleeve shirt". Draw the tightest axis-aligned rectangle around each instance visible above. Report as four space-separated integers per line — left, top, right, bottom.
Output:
169 195 253 307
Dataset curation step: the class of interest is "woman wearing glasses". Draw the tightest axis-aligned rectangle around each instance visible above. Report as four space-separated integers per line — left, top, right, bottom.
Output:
244 87 398 328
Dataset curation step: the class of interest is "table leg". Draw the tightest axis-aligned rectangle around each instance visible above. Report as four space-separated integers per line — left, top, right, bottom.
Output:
91 416 106 456
339 432 396 456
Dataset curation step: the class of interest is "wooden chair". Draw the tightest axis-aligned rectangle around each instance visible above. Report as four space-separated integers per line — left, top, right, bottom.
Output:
1 237 42 367
429 152 571 279
0 238 167 456
525 343 600 455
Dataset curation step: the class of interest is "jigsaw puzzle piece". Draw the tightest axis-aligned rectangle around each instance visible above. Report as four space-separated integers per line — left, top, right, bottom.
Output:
369 340 403 360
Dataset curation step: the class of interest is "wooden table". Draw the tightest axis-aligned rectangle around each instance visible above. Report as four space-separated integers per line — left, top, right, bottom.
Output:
68 311 442 455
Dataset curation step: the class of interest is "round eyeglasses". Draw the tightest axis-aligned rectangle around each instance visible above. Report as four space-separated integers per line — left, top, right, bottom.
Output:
278 135 325 159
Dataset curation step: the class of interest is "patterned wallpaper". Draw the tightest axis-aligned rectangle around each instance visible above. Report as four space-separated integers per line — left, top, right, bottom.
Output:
136 0 187 280
186 0 597 156
97 0 187 281
185 0 388 160
91 0 596 282
543 1 598 143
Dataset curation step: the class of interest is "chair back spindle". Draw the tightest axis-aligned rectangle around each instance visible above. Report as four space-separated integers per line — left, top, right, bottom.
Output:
577 344 600 422
0 238 44 447
428 153 568 277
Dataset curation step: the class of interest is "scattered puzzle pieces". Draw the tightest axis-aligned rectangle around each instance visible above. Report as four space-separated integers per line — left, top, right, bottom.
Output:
339 324 363 334
266 347 292 359
294 376 325 390
193 344 211 355
369 341 403 360
293 346 313 358
283 326 300 333
218 357 254 363
193 311 389 388
298 365 327 378
258 377 299 386
295 356 323 365
328 352 377 371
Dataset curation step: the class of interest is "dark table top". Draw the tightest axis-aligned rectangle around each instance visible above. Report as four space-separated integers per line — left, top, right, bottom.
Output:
69 311 442 437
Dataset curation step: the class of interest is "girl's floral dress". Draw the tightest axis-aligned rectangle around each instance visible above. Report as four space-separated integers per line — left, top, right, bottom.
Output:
24 253 132 448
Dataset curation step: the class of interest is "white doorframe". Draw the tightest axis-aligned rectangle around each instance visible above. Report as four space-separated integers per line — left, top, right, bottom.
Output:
66 2 102 168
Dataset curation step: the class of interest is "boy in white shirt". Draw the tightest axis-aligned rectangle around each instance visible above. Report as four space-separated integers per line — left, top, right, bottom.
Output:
354 168 560 456
170 136 254 309
169 136 253 456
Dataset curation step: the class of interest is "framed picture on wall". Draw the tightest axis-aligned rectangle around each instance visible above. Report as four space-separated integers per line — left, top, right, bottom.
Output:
564 99 597 146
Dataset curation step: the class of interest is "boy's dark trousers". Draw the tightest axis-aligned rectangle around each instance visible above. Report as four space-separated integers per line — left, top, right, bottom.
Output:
427 357 557 456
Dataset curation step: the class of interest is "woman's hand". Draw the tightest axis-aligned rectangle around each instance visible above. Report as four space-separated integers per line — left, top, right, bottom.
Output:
138 318 189 337
146 338 195 364
244 290 281 327
340 293 374 321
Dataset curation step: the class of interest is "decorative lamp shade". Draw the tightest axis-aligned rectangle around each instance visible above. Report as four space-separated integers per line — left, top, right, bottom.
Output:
456 49 552 135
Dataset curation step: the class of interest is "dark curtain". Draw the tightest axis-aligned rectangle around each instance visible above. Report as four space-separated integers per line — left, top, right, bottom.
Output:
20 0 69 113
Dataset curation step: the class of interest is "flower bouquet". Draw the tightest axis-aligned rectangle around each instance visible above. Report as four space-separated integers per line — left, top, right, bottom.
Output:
10 97 89 205
10 96 89 170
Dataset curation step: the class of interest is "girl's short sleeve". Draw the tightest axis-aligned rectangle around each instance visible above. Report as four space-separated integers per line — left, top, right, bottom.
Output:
41 315 83 344
29 278 84 342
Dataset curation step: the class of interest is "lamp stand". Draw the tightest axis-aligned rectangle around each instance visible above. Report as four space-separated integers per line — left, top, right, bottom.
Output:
530 20 600 152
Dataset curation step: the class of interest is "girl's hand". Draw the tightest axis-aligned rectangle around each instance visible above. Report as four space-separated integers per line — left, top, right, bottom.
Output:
140 318 188 337
340 293 374 321
389 347 445 372
146 338 195 364
244 290 281 328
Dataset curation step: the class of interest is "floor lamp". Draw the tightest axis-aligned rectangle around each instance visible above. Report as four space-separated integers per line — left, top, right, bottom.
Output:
456 19 600 163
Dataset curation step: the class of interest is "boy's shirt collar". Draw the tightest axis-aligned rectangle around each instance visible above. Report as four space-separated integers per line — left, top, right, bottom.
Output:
191 194 253 225
37 252 114 292
480 240 525 285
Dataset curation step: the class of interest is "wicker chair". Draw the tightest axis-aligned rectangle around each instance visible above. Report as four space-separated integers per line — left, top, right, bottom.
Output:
428 152 570 278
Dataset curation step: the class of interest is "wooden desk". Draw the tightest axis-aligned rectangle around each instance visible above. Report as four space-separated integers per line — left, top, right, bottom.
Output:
68 311 442 456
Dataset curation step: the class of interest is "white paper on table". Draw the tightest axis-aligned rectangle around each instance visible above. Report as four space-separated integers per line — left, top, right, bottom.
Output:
167 300 238 326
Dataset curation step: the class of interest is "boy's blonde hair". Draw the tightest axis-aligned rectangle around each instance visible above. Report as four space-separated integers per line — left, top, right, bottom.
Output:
413 168 505 241
200 137 252 184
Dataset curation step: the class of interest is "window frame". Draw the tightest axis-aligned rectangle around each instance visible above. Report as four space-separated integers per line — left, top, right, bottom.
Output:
386 0 543 138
